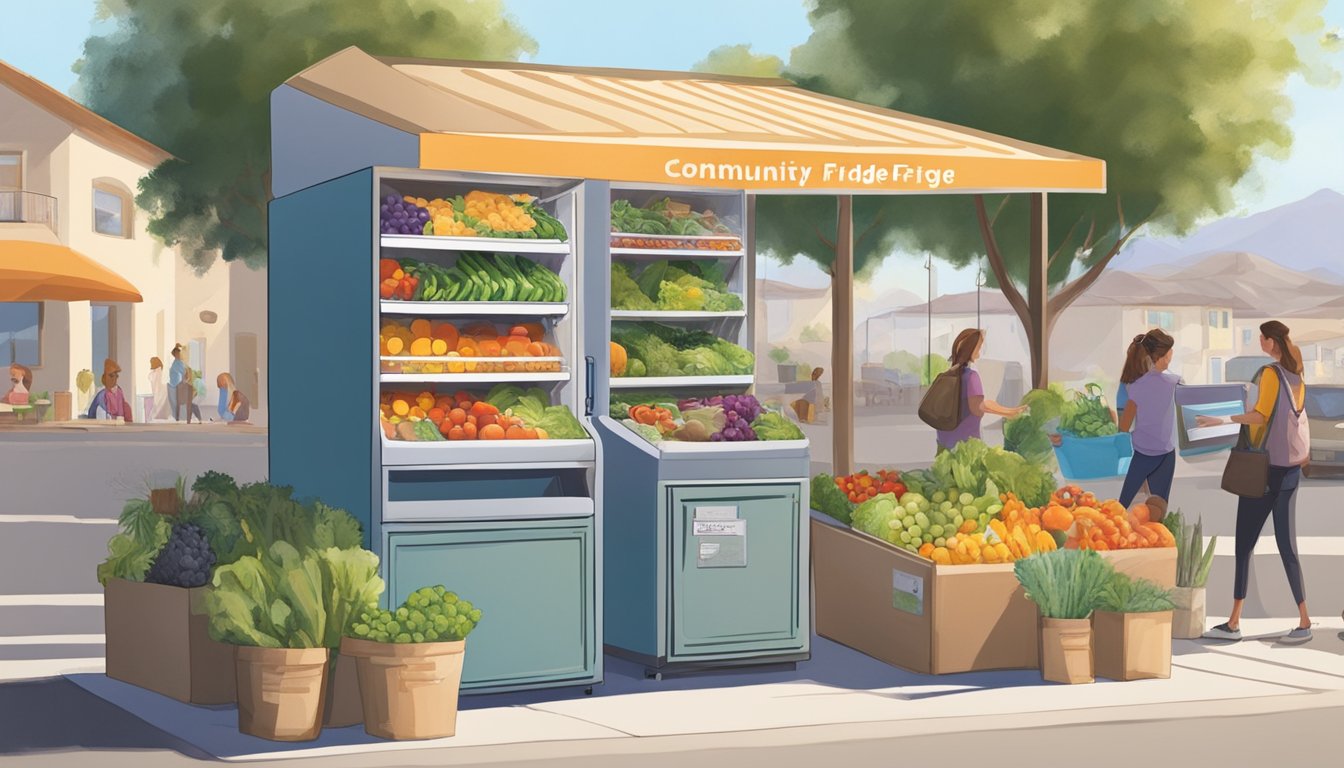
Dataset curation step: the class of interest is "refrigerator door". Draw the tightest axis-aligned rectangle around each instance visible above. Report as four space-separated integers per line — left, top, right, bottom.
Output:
384 518 597 692
667 484 805 658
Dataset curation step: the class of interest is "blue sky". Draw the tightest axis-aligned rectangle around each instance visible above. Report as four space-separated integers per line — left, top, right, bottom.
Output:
3 0 1340 295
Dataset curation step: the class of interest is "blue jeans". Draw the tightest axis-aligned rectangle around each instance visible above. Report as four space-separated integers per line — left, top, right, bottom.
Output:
1119 450 1176 507
1234 465 1305 604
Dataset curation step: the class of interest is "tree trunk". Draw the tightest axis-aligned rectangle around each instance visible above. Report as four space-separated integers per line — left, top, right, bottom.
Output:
832 196 855 476
1027 193 1049 388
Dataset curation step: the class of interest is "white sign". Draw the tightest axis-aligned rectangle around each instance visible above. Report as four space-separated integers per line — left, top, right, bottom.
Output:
693 520 746 537
694 506 738 521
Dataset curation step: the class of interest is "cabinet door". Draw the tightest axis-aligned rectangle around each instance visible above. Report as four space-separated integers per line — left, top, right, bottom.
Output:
385 520 596 691
668 484 803 657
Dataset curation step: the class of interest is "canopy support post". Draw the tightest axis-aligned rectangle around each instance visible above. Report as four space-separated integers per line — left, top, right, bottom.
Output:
833 195 855 477
1028 192 1049 388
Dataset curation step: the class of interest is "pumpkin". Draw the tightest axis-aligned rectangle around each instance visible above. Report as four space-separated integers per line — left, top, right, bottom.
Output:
611 342 628 376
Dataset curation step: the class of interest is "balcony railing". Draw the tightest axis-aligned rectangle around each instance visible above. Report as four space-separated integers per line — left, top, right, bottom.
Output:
0 190 58 232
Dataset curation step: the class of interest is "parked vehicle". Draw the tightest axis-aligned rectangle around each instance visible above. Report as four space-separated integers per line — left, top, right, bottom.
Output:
1304 385 1344 478
1224 355 1274 383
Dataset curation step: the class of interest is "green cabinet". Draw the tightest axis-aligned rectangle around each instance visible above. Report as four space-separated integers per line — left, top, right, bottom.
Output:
384 518 597 692
668 484 805 657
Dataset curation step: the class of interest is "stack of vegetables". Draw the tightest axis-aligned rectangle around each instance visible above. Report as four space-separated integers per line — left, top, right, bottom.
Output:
612 393 804 444
1059 384 1120 438
610 198 741 250
611 322 753 378
611 261 743 313
381 253 567 303
380 319 560 374
1042 485 1176 550
1003 382 1120 464
385 191 568 240
381 384 586 442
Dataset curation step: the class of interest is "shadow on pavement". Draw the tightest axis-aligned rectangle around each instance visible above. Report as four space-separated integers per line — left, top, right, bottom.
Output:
0 677 206 758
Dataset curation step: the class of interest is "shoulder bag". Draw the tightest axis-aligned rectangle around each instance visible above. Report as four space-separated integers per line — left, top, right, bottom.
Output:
1220 366 1279 498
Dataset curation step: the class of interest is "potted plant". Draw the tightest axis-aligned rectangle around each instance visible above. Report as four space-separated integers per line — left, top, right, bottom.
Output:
1093 573 1176 680
342 586 482 740
769 348 796 383
1163 510 1216 639
1014 549 1114 684
98 475 237 704
207 541 382 741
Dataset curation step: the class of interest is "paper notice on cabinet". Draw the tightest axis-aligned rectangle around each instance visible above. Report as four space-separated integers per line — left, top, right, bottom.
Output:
699 542 720 559
695 506 738 521
693 520 745 537
892 569 925 616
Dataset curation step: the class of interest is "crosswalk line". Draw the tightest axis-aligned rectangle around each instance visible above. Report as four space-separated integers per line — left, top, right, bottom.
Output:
0 594 104 606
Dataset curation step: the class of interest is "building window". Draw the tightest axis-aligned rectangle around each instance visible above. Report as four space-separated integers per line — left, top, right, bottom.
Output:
1146 310 1175 331
91 304 116 373
0 152 20 189
1208 311 1218 327
93 182 131 237
1 302 42 367
1242 328 1253 346
1221 311 1230 328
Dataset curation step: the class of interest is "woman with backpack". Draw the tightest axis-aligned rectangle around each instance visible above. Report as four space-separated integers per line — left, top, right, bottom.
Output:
1197 320 1312 641
932 329 1026 451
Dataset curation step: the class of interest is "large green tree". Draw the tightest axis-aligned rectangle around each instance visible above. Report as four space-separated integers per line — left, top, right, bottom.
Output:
75 0 536 269
781 0 1337 388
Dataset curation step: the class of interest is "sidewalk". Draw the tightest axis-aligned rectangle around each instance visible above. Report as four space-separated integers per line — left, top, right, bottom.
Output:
60 616 1344 763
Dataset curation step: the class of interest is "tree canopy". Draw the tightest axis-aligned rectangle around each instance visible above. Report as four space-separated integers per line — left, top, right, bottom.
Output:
75 0 536 269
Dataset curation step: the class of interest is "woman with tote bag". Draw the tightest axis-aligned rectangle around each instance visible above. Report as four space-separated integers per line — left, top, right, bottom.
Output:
1196 321 1312 641
929 329 1025 452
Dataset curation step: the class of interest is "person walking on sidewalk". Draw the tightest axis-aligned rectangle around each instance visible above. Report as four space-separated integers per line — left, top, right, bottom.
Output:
1116 329 1181 507
167 344 186 421
934 329 1026 452
1198 320 1312 641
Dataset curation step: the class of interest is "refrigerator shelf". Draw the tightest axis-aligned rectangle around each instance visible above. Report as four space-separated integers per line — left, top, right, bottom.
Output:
381 234 570 254
609 310 746 320
381 371 570 384
610 375 753 389
610 247 745 259
381 355 564 374
380 300 569 317
381 436 595 466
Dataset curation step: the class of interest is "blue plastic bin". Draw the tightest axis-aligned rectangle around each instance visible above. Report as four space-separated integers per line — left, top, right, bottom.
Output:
1054 432 1133 481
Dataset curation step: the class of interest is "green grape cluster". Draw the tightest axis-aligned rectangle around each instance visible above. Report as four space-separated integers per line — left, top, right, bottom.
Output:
349 585 482 644
855 488 1004 556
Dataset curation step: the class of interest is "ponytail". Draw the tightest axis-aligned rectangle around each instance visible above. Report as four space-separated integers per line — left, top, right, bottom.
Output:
1120 328 1175 384
1260 320 1303 375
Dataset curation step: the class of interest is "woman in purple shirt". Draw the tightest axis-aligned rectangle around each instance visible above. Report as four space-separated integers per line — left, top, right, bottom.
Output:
935 329 1026 451
1116 329 1181 507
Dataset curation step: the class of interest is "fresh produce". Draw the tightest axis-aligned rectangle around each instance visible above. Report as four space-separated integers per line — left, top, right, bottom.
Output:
611 263 656 310
1013 549 1116 619
144 522 216 588
207 541 383 649
379 319 560 374
186 473 365 566
851 484 1002 557
711 394 761 442
1047 485 1176 551
397 191 568 240
351 586 482 644
613 260 744 312
810 474 855 525
630 404 678 435
384 253 567 303
1096 573 1176 613
611 342 628 376
834 470 906 504
610 198 736 237
380 195 431 235
1003 384 1066 466
932 438 1057 509
1165 510 1217 589
1059 383 1119 438
381 386 585 441
751 411 804 440
612 322 753 377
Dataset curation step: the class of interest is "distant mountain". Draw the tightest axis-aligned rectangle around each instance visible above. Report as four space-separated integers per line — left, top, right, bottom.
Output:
1113 188 1344 281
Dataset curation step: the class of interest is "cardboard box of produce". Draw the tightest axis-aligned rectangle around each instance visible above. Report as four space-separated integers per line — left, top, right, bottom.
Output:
1099 547 1177 589
812 515 1040 675
104 579 236 704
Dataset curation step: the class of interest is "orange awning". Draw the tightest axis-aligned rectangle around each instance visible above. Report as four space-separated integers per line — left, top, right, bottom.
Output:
0 240 142 303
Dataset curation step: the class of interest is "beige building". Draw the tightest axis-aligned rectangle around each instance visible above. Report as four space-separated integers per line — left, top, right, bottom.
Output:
1 60 266 422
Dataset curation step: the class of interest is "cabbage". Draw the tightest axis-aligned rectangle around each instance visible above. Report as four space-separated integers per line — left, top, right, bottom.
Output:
711 339 754 374
611 263 655 310
657 280 707 311
677 347 731 376
752 411 804 441
850 493 903 546
622 419 663 443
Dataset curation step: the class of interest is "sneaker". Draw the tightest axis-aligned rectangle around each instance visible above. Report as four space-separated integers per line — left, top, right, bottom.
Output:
1285 626 1312 640
1204 622 1242 641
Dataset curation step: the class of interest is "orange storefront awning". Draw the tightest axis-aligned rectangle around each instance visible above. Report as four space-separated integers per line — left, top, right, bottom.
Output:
0 239 142 303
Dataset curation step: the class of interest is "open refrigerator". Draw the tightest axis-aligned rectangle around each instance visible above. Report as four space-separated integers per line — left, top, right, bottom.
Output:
269 168 603 694
594 186 811 677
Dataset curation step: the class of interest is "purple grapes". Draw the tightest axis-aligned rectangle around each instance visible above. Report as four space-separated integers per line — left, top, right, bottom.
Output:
380 194 430 236
711 394 762 441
